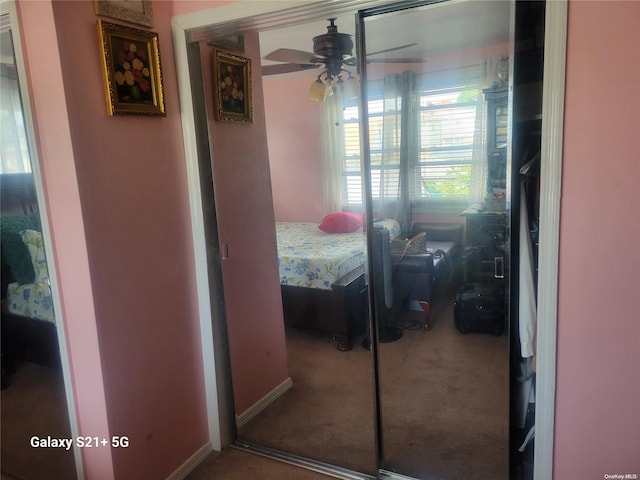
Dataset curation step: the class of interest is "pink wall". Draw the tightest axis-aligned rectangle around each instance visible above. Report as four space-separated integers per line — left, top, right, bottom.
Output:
200 34 289 415
264 75 325 222
20 0 209 477
555 1 640 477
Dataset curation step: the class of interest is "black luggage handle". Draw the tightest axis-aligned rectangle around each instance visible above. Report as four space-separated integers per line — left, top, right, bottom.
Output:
494 256 504 279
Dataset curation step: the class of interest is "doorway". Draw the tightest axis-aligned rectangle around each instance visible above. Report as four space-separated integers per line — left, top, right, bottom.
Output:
171 1 564 478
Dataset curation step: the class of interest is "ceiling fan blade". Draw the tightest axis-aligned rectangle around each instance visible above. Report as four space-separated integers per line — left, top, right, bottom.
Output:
343 56 425 66
261 63 320 76
342 43 422 66
263 48 318 64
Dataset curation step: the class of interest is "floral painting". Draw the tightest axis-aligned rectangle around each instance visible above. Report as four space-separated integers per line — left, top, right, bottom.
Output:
97 20 165 116
213 50 252 123
113 38 153 103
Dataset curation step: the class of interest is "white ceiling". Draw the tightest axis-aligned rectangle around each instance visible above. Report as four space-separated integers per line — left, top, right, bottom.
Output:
258 0 512 73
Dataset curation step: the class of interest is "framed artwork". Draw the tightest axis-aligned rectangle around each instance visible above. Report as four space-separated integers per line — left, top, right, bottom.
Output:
212 49 252 123
97 20 165 116
94 0 154 28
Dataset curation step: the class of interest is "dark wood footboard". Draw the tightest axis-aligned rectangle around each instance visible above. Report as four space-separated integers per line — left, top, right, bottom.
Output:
1 301 61 371
280 265 367 350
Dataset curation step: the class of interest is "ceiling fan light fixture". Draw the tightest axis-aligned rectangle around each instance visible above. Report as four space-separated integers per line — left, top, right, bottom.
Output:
309 76 327 102
304 18 364 102
309 68 359 102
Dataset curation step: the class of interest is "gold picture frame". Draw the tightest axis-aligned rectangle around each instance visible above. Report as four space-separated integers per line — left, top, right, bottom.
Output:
212 50 252 123
94 0 154 28
97 20 165 116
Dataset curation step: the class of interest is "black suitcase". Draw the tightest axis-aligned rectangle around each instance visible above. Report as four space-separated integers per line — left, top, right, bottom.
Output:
454 282 505 336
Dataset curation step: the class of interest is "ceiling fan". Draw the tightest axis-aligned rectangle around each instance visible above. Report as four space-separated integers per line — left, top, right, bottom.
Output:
261 18 423 77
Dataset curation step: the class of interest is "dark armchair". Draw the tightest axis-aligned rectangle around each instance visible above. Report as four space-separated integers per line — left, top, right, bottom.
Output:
368 222 464 344
369 225 435 343
391 249 434 329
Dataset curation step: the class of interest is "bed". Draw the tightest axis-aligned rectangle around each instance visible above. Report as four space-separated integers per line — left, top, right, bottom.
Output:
276 219 400 350
275 218 464 349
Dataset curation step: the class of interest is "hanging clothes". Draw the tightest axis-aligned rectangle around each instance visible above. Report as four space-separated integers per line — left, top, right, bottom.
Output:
519 183 537 358
513 157 539 430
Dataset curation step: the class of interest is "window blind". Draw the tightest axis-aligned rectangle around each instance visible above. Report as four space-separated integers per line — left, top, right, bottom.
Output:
342 66 480 206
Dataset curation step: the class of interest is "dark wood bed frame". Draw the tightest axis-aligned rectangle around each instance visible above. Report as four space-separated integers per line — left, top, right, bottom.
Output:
1 300 61 373
280 265 368 351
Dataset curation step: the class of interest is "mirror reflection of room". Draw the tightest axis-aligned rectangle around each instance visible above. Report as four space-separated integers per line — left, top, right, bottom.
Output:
257 1 508 475
206 21 378 475
192 0 540 478
0 20 76 480
361 3 512 478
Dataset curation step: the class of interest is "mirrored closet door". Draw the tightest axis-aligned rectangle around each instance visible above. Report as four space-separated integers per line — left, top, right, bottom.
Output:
1 7 76 479
179 1 520 479
359 1 514 479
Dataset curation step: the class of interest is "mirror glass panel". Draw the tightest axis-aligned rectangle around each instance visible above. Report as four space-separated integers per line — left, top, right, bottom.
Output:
196 16 378 475
1 14 76 480
360 2 513 478
185 0 521 477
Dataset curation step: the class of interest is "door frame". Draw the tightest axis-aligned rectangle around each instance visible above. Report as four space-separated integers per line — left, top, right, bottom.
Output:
171 1 566 478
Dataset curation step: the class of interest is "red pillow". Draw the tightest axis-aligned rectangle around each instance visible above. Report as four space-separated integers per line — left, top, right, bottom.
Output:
319 212 363 233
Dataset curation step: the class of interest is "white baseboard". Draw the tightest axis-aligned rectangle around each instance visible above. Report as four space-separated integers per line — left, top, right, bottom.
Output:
236 377 293 429
166 377 293 479
166 443 212 480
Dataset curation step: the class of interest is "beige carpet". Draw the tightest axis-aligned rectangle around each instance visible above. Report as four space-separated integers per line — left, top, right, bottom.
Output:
186 447 333 480
238 321 378 476
1 362 76 480
1 306 508 480
376 303 509 479
237 302 509 480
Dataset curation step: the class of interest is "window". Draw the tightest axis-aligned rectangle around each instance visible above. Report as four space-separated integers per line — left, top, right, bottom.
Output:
416 87 477 199
342 67 479 206
0 62 31 175
344 99 401 206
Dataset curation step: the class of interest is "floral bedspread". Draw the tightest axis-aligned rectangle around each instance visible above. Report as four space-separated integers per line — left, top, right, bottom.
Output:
7 280 55 323
276 219 400 290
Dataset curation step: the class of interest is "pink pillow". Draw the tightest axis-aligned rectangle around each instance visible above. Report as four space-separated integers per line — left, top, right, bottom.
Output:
319 212 363 233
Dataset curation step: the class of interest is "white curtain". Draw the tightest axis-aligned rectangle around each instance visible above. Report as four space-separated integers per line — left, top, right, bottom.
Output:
0 64 31 174
321 89 344 214
469 56 503 204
